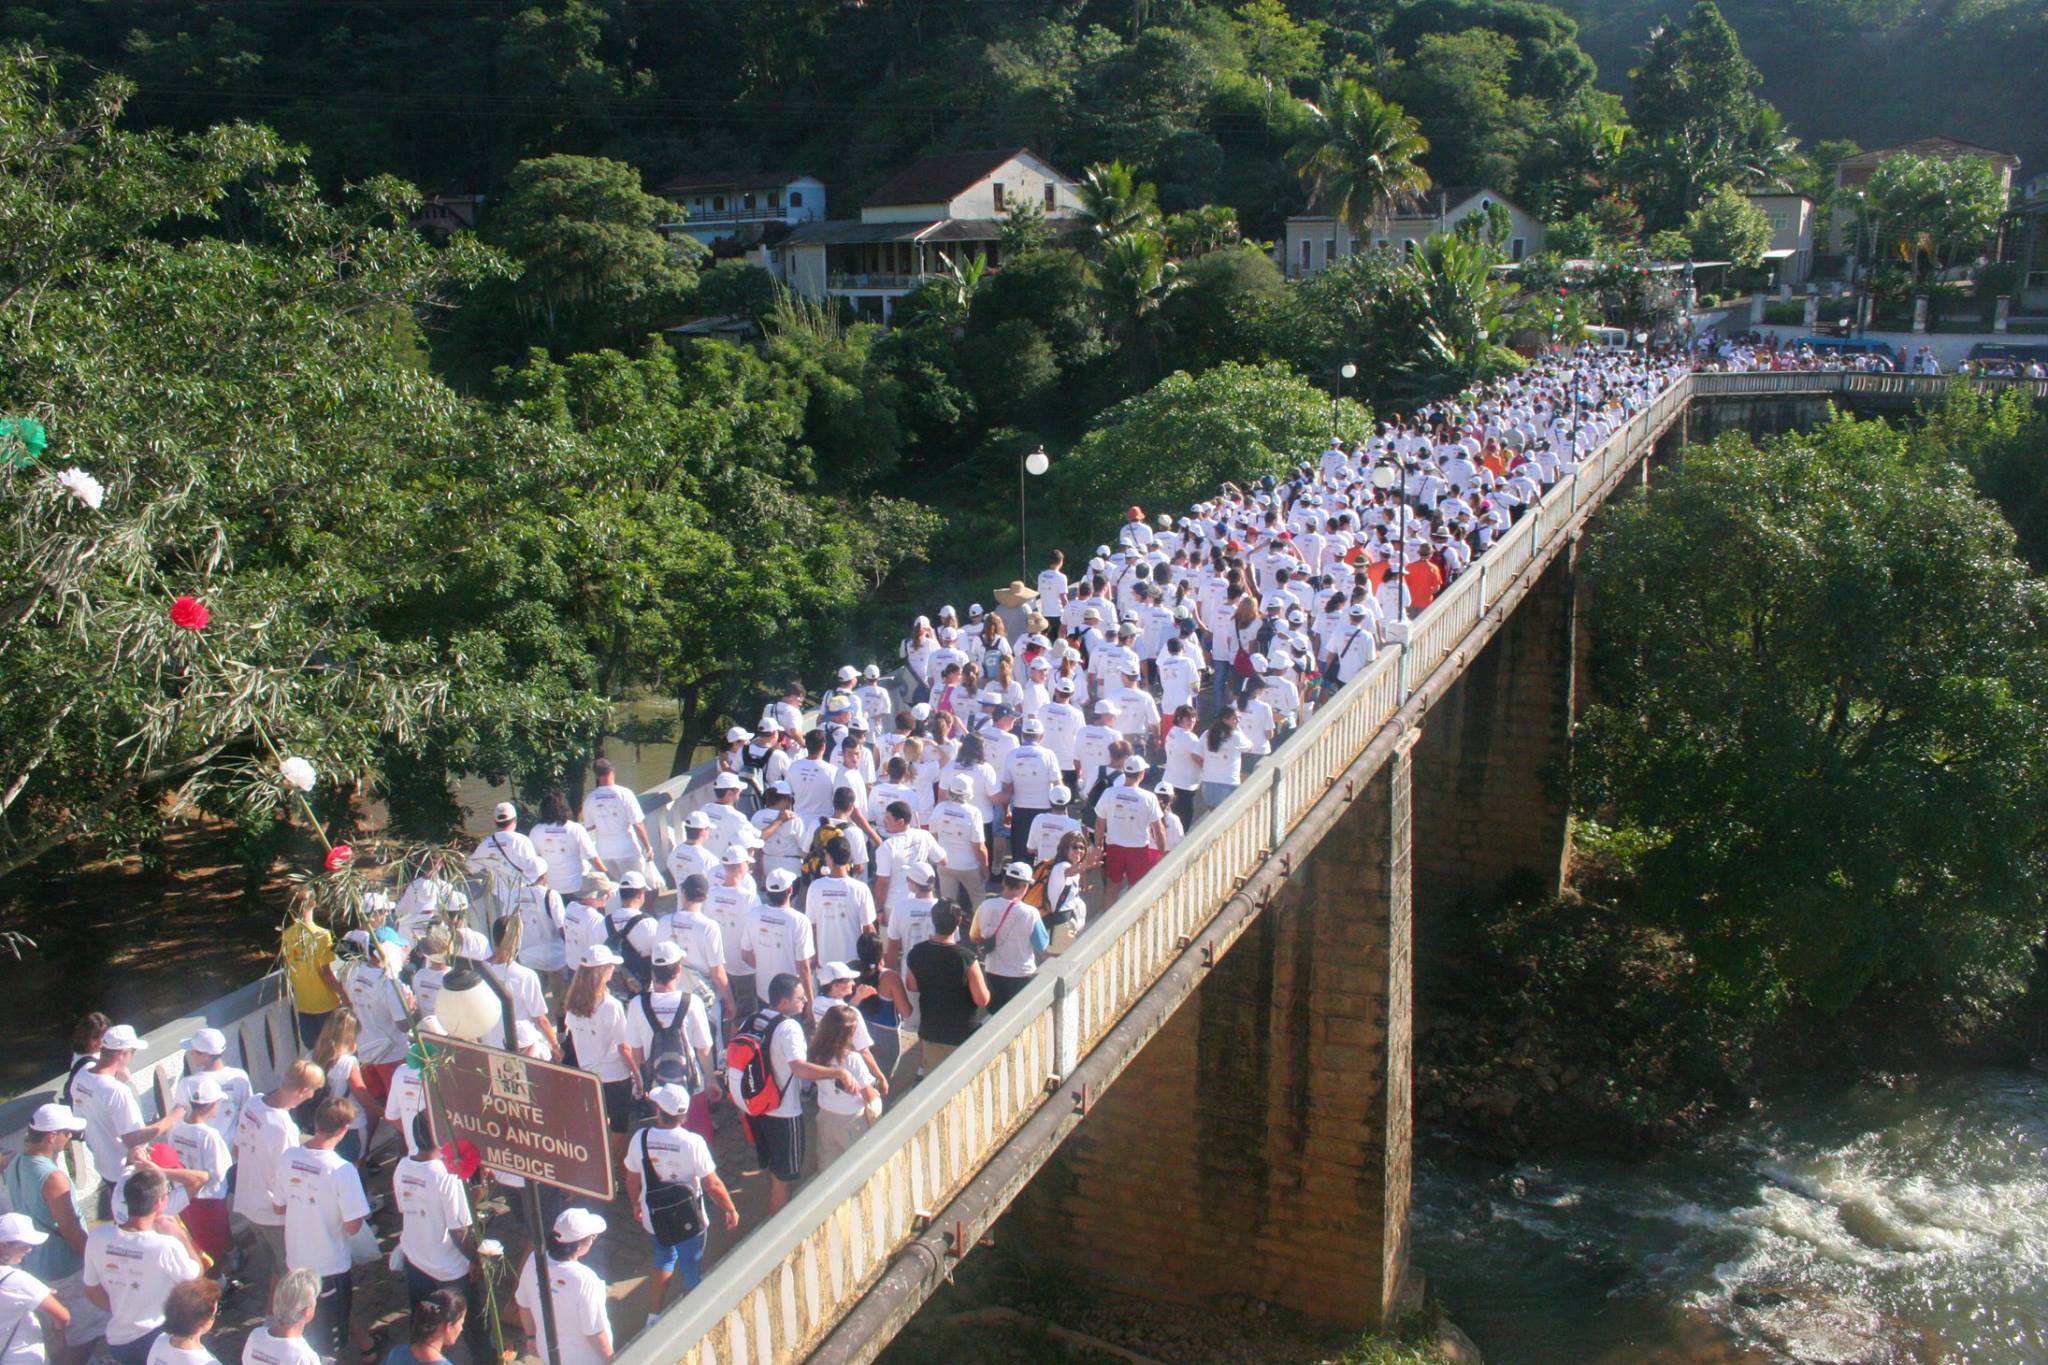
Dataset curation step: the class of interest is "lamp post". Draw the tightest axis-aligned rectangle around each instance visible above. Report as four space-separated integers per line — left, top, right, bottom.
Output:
1332 360 1357 435
1371 458 1407 627
1854 190 1870 338
1018 444 1049 576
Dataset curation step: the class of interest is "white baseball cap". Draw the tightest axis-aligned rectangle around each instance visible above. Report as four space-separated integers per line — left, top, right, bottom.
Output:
100 1024 147 1053
1094 700 1119 716
757 717 783 734
721 845 751 865
1348 603 1370 619
618 870 649 892
725 726 753 744
579 945 624 969
29 1103 86 1134
1054 678 1076 693
863 664 881 680
181 1027 228 1056
837 665 860 682
684 811 712 830
712 772 744 791
1001 861 1035 882
815 961 860 986
552 1208 608 1242
1049 784 1072 804
492 801 518 824
1123 755 1149 774
764 867 799 893
1020 716 1044 735
648 1083 690 1115
0 1212 49 1246
185 1076 226 1106
650 941 684 967
947 774 975 795
904 861 936 885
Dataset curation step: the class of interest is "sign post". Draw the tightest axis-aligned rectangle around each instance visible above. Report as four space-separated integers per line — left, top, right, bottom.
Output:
427 1035 614 1365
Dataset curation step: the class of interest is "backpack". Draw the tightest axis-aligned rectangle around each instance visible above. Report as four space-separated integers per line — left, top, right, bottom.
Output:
635 1128 706 1245
801 819 850 882
724 1009 789 1120
1018 859 1055 910
605 912 657 996
637 992 704 1094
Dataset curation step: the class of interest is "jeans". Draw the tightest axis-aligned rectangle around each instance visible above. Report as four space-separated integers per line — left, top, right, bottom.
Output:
296 1010 330 1050
106 1329 161 1365
651 1230 709 1288
1200 781 1238 814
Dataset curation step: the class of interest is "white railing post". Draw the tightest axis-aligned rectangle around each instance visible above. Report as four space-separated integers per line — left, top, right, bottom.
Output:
1397 644 1411 702
1529 503 1542 563
1053 976 1077 1080
1477 560 1490 615
1269 768 1286 848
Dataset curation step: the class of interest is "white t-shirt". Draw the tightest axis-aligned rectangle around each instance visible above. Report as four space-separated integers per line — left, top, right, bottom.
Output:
0 1266 51 1365
515 1255 610 1365
812 1051 877 1117
663 910 727 976
1098 784 1163 849
168 1120 233 1200
741 905 815 987
486 960 549 1027
1157 654 1201 712
531 821 600 894
1200 730 1253 786
874 829 946 912
784 757 841 821
173 1064 250 1143
147 1338 217 1365
926 802 985 873
82 1225 201 1346
805 877 876 968
704 884 759 979
468 830 546 892
973 896 1049 979
1001 745 1060 808
278 1145 371 1276
69 1068 145 1176
561 902 608 974
516 889 568 973
621 992 714 1077
344 964 409 1065
1162 726 1205 789
241 1328 319 1365
579 785 646 862
394 1154 472 1283
231 1096 299 1227
886 897 939 960
767 1017 808 1119
564 996 631 1083
666 839 716 893
624 1127 716 1237
387 1064 428 1155
1037 702 1084 765
1027 813 1082 863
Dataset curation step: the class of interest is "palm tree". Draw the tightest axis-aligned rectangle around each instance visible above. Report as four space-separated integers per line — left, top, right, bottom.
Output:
1095 230 1181 380
1075 161 1161 250
1286 79 1430 242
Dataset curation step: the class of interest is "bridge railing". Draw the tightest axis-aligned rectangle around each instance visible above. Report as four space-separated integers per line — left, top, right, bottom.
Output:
618 375 1703 1365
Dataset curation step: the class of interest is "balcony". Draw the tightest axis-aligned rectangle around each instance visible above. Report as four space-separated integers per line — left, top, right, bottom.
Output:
663 205 800 229
827 272 922 291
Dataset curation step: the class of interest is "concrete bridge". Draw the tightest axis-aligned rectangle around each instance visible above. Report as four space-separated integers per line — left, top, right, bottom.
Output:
5 372 2043 1365
606 369 2048 1365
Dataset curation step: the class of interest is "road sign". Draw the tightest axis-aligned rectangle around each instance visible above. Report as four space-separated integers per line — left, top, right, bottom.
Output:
426 1035 615 1202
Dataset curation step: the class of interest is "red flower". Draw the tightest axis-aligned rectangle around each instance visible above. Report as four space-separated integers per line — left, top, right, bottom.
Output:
324 844 353 871
168 596 210 631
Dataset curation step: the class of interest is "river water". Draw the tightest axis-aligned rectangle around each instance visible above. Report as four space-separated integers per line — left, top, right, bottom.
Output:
1413 1067 2048 1363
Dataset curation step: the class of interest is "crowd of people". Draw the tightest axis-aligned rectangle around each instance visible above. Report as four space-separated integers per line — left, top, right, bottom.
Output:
0 341 1692 1365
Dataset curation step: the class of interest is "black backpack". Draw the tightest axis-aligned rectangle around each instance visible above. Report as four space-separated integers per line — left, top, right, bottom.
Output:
605 912 657 996
635 1127 706 1245
637 992 703 1093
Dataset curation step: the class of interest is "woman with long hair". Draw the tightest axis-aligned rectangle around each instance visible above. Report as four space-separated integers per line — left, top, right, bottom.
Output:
1044 829 1097 955
1200 706 1252 814
309 1010 377 1163
1160 704 1203 828
563 948 634 1177
382 1290 463 1365
808 1005 881 1171
941 733 999 851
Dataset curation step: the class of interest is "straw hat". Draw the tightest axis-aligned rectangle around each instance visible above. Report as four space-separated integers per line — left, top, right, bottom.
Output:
992 580 1039 608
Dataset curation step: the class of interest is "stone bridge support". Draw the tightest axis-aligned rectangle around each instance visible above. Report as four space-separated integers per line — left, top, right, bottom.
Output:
1000 742 1417 1330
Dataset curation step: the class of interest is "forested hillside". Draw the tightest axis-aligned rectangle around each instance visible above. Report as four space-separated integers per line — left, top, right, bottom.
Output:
1555 0 2048 174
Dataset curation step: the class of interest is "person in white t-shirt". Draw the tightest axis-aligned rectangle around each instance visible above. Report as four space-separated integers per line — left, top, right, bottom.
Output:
622 945 718 1144
164 1080 233 1269
698 773 755 861
142 1277 217 1365
1199 706 1255 813
563 947 635 1179
805 841 876 969
530 792 602 902
515 1209 611 1365
392 1115 473 1309
663 875 737 1036
0 1212 68 1365
231 1060 322 1303
580 759 654 889
240 1271 320 1365
1074 703 1123 798
807 1003 883 1173
730 975 857 1214
170 1031 249 1148
1036 550 1070 631
882 862 942 977
1095 756 1167 904
622 1085 738 1310
970 863 1051 1011
1156 636 1201 714
272 1099 371 1363
82 1167 201 1365
1159 705 1203 829
997 717 1061 858
926 776 989 910
71 1026 183 1212
1025 784 1083 864
486 915 561 1058
664 810 717 893
466 802 548 920
740 870 815 1004
871 803 946 918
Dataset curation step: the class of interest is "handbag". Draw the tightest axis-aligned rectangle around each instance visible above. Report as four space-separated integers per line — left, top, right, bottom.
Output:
638 1129 707 1245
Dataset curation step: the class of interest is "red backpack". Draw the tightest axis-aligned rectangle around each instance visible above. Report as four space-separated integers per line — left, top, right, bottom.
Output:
724 1009 788 1122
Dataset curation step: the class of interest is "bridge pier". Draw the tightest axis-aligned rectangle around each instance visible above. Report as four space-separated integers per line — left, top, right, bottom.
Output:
1410 539 1579 916
1001 741 1418 1330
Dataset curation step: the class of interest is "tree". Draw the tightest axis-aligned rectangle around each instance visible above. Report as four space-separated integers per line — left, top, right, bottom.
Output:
1865 153 2009 288
1287 79 1431 240
999 198 1052 256
690 260 779 322
1058 362 1370 524
481 154 702 353
1232 0 1325 107
1576 413 2048 1025
1411 233 1522 381
1526 106 1630 220
1682 184 1771 268
1094 231 1183 382
1075 160 1163 249
1163 204 1242 257
1160 244 1287 369
1391 29 1533 192
1625 2 1770 224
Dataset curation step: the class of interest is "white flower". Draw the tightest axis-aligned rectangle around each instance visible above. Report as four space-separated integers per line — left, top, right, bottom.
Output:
54 467 104 510
278 756 318 792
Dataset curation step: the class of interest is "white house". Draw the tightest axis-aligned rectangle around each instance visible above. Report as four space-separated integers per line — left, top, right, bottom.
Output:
1282 187 1544 278
773 148 1082 319
1745 192 1814 286
655 171 826 256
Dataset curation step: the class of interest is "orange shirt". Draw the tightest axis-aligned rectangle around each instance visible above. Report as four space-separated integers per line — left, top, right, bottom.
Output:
1403 559 1444 611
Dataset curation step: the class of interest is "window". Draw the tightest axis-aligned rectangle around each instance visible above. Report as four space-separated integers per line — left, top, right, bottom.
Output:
789 191 804 208
1375 238 1388 251
1300 239 1313 269
1403 239 1417 258
1044 183 1057 211
768 190 780 209
1323 238 1335 265
712 195 725 211
1481 198 1493 211
1511 237 1525 262
743 193 755 211
993 182 1007 210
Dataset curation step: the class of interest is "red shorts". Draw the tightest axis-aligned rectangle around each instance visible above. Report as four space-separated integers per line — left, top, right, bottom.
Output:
182 1196 232 1260
359 1060 398 1106
1104 844 1161 889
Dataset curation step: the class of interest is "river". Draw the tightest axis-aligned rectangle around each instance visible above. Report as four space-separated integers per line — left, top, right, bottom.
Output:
1413 1067 2048 1363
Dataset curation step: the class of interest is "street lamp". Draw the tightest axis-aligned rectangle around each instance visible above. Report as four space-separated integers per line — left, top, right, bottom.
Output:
1019 444 1050 576
1854 190 1870 338
1333 361 1358 434
1370 458 1407 626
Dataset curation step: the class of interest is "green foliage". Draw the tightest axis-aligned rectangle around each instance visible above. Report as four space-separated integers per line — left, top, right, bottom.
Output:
1286 79 1431 239
1864 153 2009 285
1094 230 1183 381
1647 227 1694 260
1576 413 2048 1027
689 261 779 322
1390 29 1537 192
997 198 1052 256
761 292 904 490
969 249 1105 374
1162 203 1243 257
1231 0 1325 104
1546 214 1603 258
1075 160 1164 249
1058 362 1368 526
1625 1 1772 224
1160 243 1287 369
1682 184 1772 268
